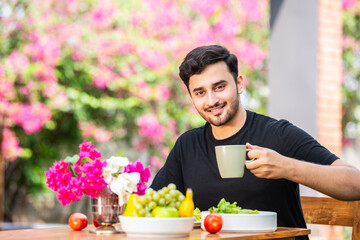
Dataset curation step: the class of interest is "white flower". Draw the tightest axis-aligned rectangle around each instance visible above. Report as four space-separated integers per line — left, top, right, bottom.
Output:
109 172 140 206
102 156 129 184
107 156 129 173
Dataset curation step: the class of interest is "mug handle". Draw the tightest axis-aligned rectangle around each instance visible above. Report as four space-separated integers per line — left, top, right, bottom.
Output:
245 148 255 163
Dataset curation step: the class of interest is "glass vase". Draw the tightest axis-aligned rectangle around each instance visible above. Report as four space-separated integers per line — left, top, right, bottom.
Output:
90 186 124 234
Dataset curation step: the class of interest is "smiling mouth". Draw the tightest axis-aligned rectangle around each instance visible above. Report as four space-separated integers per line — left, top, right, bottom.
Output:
206 103 226 113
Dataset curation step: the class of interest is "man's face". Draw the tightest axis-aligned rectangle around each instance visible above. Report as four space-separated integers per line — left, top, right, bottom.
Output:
188 61 243 127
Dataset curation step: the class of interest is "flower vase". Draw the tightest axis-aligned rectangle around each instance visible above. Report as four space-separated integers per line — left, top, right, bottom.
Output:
90 186 124 234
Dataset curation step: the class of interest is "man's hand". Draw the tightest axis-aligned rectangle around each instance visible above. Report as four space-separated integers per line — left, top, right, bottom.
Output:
245 142 360 200
245 143 292 179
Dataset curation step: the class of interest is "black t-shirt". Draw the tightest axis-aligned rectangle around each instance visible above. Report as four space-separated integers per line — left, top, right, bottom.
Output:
151 110 338 238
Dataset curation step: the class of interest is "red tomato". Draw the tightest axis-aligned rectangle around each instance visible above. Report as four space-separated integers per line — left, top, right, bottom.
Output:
68 213 88 231
204 213 223 233
92 217 102 228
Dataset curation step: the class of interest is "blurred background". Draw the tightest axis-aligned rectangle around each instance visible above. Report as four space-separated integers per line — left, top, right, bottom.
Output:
0 0 359 239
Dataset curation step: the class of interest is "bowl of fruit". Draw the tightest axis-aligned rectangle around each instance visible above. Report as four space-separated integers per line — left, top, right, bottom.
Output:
119 183 195 238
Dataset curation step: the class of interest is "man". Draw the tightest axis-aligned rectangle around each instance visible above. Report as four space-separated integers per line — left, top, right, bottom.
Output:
150 45 360 235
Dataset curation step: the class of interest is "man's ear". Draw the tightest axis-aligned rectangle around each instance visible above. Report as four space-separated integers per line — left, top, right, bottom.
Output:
237 75 244 94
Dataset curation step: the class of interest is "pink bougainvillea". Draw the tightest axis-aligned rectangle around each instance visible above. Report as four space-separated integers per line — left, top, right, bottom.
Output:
78 121 113 143
1 128 23 161
10 103 52 134
137 114 166 145
342 0 357 10
124 160 151 195
234 40 265 67
8 51 29 73
45 141 151 205
45 141 107 205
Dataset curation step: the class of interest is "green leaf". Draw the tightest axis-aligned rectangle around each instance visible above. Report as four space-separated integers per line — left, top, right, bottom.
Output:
64 154 79 164
68 163 78 177
80 157 92 164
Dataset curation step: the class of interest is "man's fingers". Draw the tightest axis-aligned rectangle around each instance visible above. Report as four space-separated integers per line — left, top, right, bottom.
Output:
245 157 261 169
246 142 264 150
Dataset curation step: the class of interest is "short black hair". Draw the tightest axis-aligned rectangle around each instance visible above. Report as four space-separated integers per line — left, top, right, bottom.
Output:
179 45 238 91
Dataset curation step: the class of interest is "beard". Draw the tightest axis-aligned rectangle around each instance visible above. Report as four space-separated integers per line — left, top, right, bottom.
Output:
197 94 240 127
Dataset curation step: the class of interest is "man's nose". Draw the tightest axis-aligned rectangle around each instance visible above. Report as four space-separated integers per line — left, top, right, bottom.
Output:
206 91 218 106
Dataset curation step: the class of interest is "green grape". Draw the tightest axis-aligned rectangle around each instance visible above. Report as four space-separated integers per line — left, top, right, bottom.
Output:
145 212 152 217
152 192 160 202
145 188 154 196
135 203 143 211
169 189 177 198
162 187 170 193
165 193 172 203
178 194 185 202
158 198 166 206
168 183 176 190
138 209 146 217
137 195 147 206
174 190 181 197
158 189 165 197
168 201 176 208
146 194 152 202
148 201 157 210
175 201 181 209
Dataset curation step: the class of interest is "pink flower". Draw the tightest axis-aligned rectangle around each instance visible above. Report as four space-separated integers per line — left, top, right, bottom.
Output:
124 160 151 195
215 10 241 43
234 40 265 67
149 156 164 172
24 35 61 66
11 103 52 134
241 0 262 22
0 79 15 100
1 128 23 161
156 85 171 101
137 114 166 145
195 26 216 46
135 183 147 196
168 119 177 135
45 141 151 205
79 140 94 152
88 0 117 29
0 64 4 78
81 160 107 198
78 140 102 163
124 160 151 182
45 160 71 191
138 49 169 70
35 64 57 84
342 0 357 10
78 121 113 143
8 51 29 73
92 65 118 89
189 0 218 17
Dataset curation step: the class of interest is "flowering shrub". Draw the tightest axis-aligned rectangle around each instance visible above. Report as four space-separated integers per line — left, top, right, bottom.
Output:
45 141 150 206
2 0 268 220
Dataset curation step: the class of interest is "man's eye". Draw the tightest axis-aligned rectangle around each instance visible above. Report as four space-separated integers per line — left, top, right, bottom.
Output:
195 91 204 96
216 85 225 90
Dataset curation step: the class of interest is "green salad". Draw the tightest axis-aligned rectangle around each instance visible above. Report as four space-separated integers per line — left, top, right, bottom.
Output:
209 198 259 214
193 208 201 221
193 198 258 220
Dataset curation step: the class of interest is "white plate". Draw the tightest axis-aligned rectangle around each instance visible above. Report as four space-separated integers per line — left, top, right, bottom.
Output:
201 211 277 233
119 216 195 238
194 221 201 228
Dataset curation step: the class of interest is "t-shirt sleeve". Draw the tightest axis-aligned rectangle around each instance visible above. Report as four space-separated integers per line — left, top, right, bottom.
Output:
276 120 339 165
150 139 185 193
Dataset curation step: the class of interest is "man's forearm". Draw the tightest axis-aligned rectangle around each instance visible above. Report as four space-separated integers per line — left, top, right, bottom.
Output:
288 159 360 201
